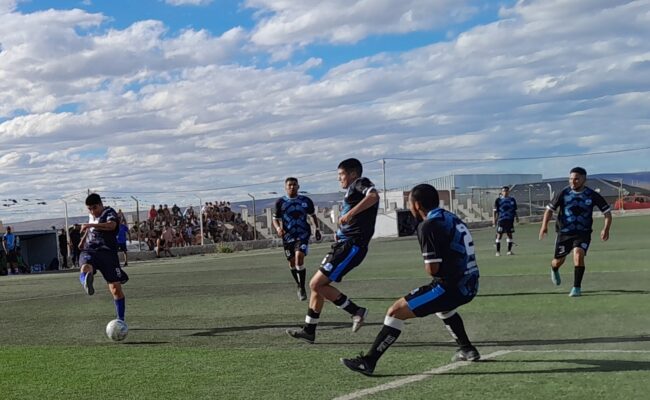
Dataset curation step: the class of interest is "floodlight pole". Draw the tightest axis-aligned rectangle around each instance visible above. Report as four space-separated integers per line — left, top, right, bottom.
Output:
528 185 533 217
248 193 257 241
131 196 142 251
381 159 388 212
194 194 204 246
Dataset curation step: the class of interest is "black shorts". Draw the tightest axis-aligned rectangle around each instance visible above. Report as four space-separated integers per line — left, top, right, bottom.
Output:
5 250 18 263
283 240 308 261
405 275 478 318
319 241 368 282
554 233 591 259
117 243 128 252
496 219 515 234
80 251 129 284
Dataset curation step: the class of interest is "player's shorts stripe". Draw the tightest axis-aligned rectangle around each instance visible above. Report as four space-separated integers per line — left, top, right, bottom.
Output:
407 285 446 310
424 258 442 264
329 245 360 282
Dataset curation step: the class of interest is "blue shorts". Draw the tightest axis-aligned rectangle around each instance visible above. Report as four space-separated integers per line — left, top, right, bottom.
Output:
405 275 478 317
319 241 368 282
80 251 129 284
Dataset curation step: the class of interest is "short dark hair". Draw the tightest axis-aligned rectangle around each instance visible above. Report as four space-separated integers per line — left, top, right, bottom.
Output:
338 158 363 176
570 167 587 176
410 184 439 211
85 193 102 206
501 186 510 191
285 177 298 184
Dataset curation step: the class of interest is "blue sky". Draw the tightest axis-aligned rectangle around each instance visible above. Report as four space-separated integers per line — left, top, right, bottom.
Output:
1 0 649 221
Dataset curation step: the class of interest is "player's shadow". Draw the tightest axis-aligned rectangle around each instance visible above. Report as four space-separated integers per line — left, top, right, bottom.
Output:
478 289 650 297
188 321 384 337
443 358 650 376
394 334 650 349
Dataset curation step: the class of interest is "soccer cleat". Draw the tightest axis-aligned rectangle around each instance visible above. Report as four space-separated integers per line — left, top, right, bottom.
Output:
507 251 513 256
551 269 561 286
495 252 500 257
298 287 307 301
351 307 368 333
286 328 315 344
451 346 481 362
83 272 95 296
569 287 582 297
340 354 375 376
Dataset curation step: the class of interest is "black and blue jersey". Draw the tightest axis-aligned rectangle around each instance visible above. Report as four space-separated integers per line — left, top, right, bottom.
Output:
84 206 119 252
493 196 518 222
418 208 479 289
547 186 611 234
336 177 379 246
273 195 315 243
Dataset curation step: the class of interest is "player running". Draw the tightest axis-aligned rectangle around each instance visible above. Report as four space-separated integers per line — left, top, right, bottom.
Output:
493 186 519 256
78 193 129 322
273 177 321 301
287 158 379 343
539 167 612 297
341 184 480 375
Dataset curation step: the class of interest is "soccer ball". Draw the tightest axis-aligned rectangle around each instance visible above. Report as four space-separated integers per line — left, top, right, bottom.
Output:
106 319 128 342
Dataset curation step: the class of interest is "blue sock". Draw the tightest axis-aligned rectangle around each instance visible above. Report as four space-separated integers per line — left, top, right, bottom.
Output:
114 297 126 321
79 272 87 284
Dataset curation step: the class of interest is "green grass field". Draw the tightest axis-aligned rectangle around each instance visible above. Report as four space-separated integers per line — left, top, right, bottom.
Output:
2 215 649 399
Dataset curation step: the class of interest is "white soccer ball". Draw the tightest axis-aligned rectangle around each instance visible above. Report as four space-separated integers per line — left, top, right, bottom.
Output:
106 319 128 342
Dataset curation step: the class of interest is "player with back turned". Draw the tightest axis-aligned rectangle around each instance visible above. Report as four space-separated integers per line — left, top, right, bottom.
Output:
273 177 321 301
287 158 379 343
341 184 480 375
539 167 612 297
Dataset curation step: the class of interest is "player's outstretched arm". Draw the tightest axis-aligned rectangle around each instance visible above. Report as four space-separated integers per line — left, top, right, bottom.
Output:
539 209 552 240
601 212 612 241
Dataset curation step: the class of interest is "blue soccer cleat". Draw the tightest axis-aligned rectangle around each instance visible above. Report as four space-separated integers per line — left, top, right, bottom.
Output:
569 287 581 297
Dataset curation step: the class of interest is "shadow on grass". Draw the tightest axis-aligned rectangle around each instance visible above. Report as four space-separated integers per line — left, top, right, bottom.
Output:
393 334 650 349
478 289 650 297
443 358 650 375
131 321 384 336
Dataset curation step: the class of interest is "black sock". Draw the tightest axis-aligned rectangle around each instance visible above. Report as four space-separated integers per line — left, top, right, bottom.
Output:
303 308 320 335
552 265 560 272
366 323 402 365
495 242 501 252
289 268 300 285
574 266 585 288
442 313 472 348
297 269 307 290
507 241 513 251
333 294 360 316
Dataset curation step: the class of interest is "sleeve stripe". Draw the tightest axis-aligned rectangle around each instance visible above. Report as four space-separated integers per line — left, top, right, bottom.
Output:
424 258 442 264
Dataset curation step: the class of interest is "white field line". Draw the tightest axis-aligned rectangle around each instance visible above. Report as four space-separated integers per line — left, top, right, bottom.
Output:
333 350 512 400
333 349 650 400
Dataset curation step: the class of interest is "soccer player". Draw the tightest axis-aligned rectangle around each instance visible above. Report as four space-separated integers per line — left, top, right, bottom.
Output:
78 193 129 322
493 186 519 256
539 167 612 297
341 184 480 376
272 177 321 301
117 222 131 267
287 158 379 343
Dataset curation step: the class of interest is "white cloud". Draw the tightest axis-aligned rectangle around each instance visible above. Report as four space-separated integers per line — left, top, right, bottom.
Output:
1 0 650 221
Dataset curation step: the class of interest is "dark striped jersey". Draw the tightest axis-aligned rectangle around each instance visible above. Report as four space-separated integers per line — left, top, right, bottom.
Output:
84 206 119 252
418 208 479 285
493 196 518 222
273 195 315 243
336 177 379 246
547 186 611 234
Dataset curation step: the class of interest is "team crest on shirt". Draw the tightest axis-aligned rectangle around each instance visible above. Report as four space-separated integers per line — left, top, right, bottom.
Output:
302 202 308 208
585 199 592 205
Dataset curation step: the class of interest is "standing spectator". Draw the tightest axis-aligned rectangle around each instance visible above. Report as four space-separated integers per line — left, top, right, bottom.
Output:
116 222 131 267
2 226 20 275
493 186 519 256
148 204 157 222
117 209 127 225
156 223 176 258
58 229 69 269
69 224 82 268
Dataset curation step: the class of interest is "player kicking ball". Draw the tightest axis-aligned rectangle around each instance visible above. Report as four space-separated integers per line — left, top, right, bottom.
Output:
79 193 129 322
341 184 480 375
